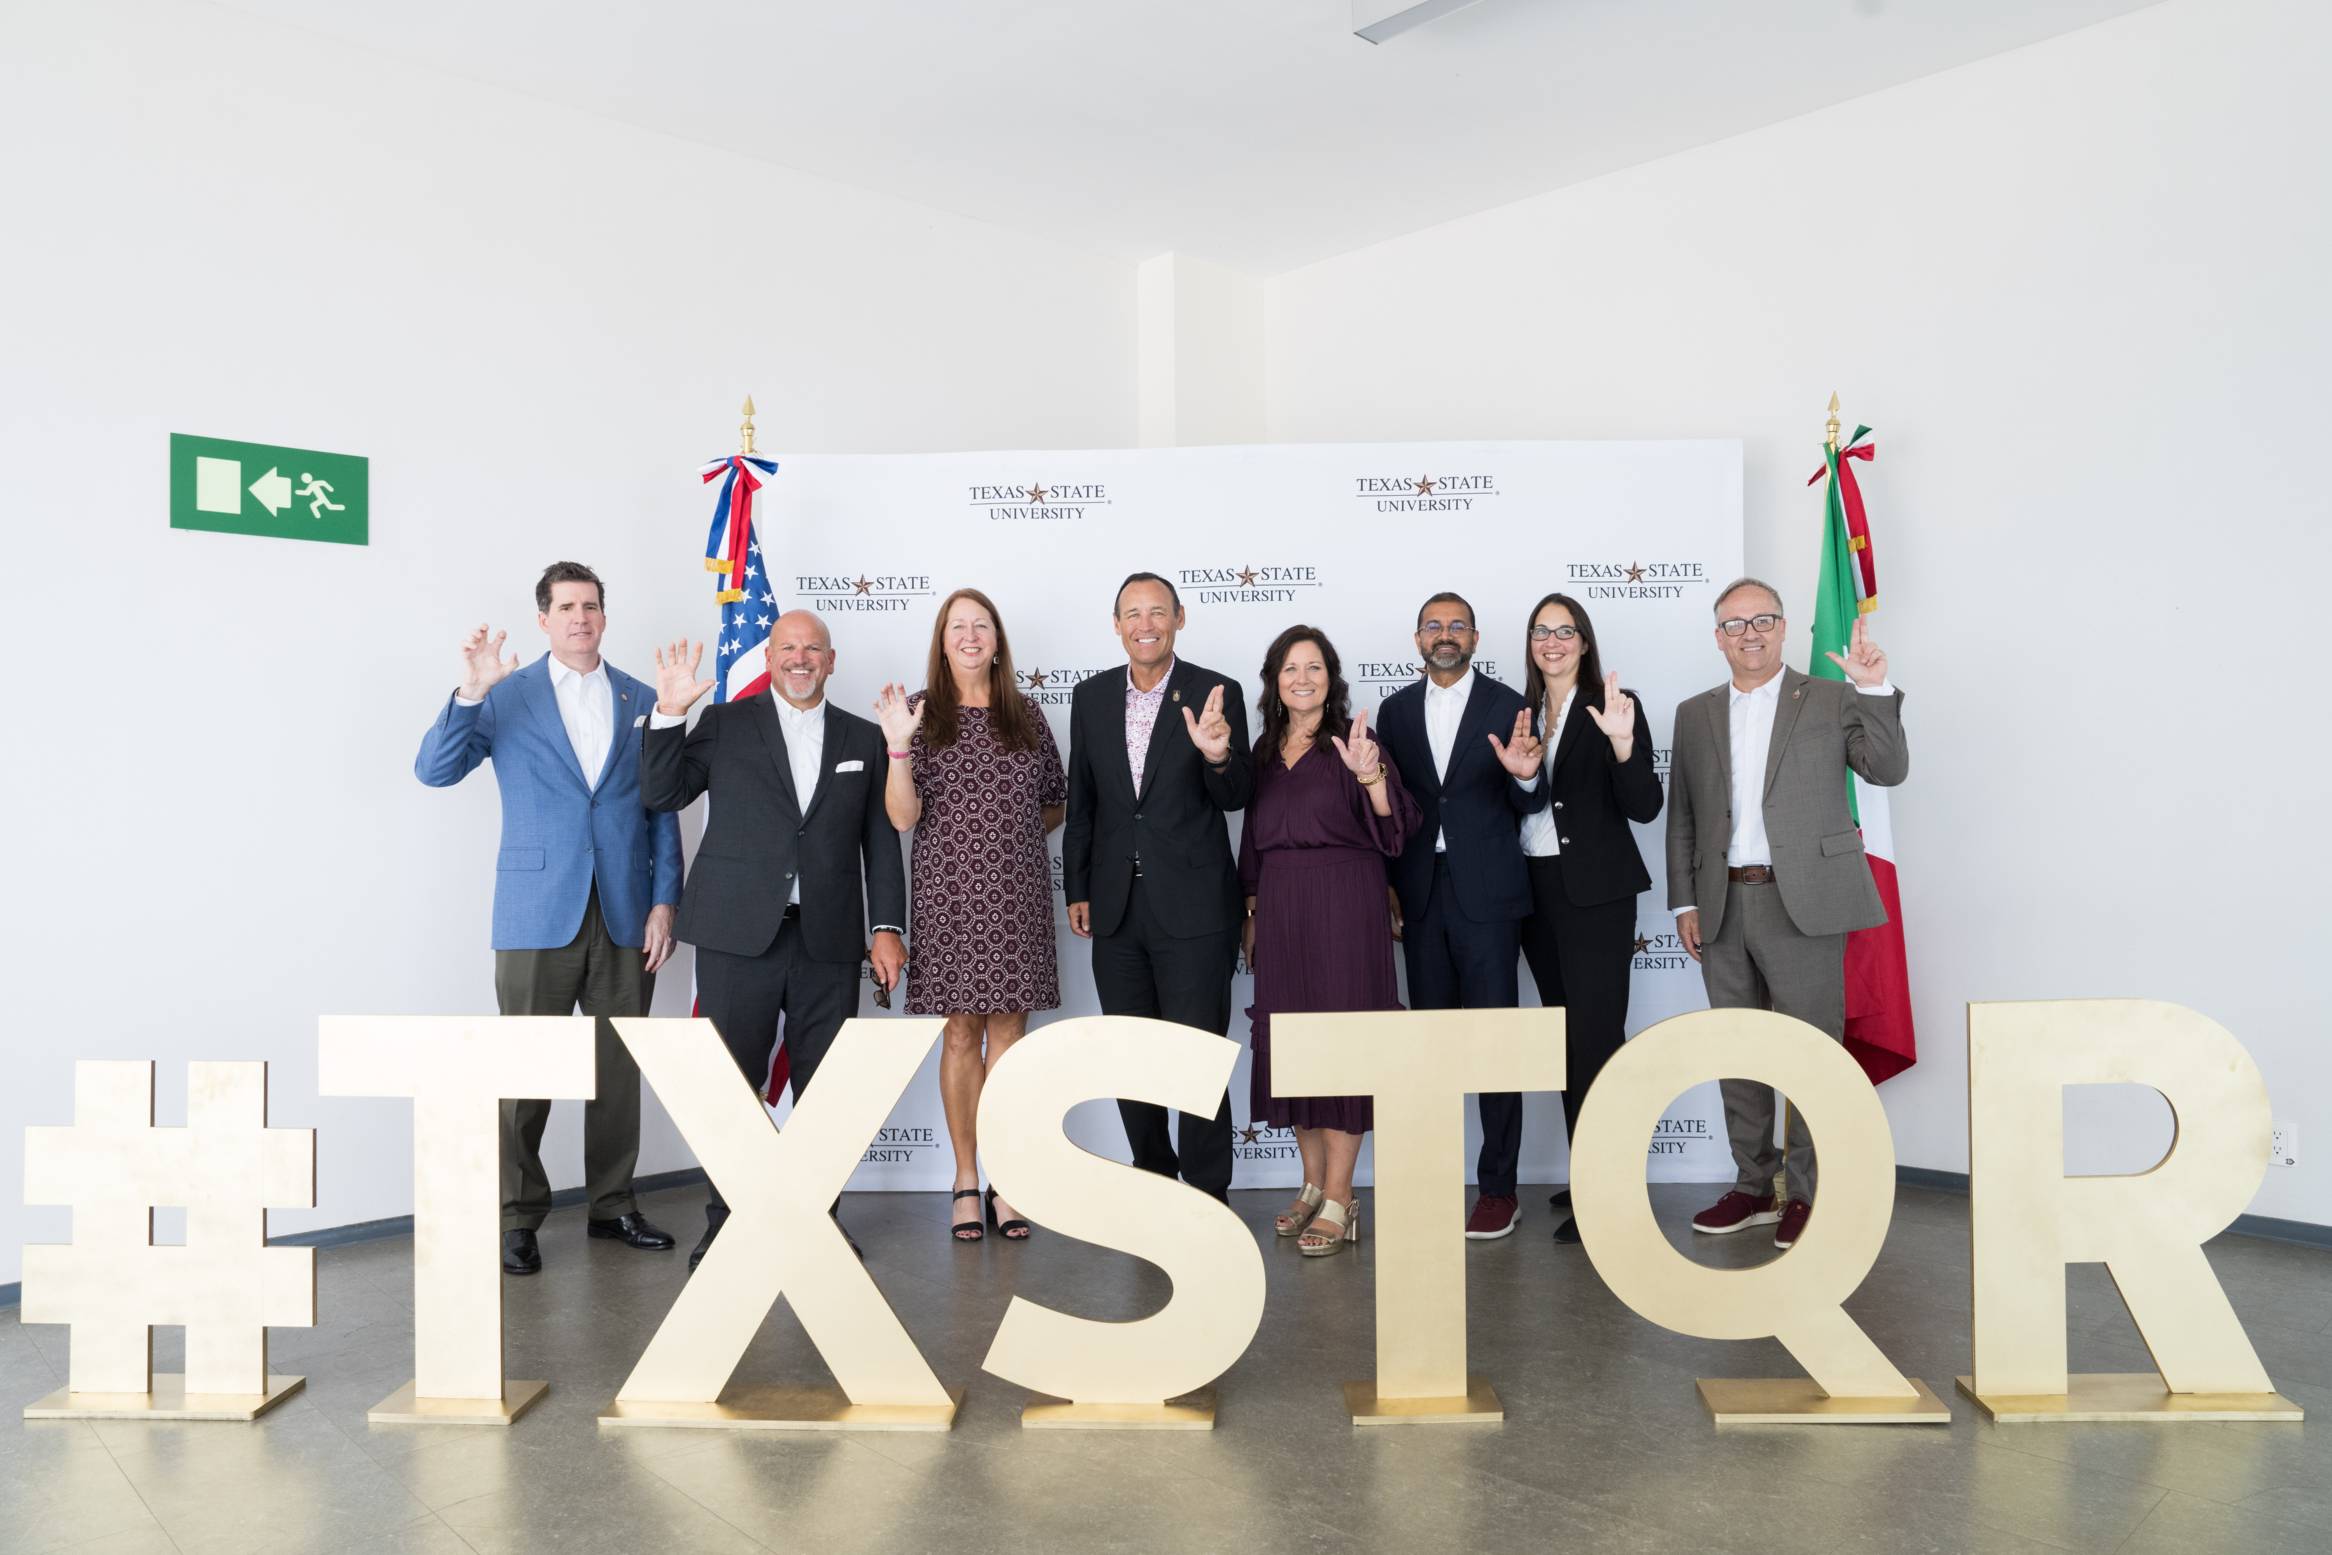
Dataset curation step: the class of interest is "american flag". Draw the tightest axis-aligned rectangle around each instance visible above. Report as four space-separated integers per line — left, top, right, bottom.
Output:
700 454 780 704
696 451 792 1102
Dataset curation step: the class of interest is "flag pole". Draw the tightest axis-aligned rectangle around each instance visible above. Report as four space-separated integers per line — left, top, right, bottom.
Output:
739 394 757 457
1772 392 1844 1216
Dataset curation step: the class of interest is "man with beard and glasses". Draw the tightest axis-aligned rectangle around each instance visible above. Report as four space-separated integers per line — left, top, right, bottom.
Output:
1375 590 1550 1240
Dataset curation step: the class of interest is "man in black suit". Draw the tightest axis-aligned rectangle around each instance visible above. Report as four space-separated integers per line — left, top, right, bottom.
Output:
1376 591 1548 1240
643 610 906 1267
1063 571 1254 1202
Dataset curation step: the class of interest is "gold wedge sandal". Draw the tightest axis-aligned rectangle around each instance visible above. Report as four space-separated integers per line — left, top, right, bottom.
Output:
1298 1196 1360 1257
1275 1182 1325 1237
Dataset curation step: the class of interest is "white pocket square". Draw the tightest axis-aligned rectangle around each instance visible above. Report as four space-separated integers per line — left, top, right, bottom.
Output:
834 759 866 773
632 714 647 728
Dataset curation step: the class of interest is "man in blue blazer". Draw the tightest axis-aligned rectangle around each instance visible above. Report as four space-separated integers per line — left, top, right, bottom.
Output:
1376 590 1548 1240
415 561 684 1275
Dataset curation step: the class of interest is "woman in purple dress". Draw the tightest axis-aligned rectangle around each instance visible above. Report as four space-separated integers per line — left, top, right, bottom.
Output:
875 587 1066 1243
1239 625 1420 1257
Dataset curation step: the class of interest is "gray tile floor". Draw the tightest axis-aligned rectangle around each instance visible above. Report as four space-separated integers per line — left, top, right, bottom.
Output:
4 1184 2328 1555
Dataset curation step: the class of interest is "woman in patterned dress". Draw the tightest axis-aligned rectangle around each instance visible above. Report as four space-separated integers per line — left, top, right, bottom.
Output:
875 587 1066 1242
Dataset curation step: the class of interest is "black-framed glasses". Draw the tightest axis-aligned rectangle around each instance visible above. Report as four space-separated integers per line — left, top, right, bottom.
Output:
1418 619 1474 637
1717 613 1784 638
1528 624 1580 643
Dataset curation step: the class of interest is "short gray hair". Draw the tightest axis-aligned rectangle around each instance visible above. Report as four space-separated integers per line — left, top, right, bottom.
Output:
1713 576 1783 620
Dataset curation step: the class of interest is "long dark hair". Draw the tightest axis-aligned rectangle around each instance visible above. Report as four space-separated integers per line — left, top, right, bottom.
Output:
1256 625 1352 758
1520 592 1607 722
921 587 1039 751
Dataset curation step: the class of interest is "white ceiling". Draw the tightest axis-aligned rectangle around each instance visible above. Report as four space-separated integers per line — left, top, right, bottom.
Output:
216 0 2164 274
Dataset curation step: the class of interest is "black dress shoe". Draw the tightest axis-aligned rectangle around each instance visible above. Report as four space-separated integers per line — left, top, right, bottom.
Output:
688 1220 720 1272
588 1212 676 1251
502 1228 542 1276
1552 1215 1582 1245
1547 1188 1572 1210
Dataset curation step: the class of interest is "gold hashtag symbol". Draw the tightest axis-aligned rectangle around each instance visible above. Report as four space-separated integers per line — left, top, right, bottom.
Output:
23 1061 314 1406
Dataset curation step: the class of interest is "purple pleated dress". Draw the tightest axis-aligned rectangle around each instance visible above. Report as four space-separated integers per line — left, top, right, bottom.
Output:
1239 744 1421 1133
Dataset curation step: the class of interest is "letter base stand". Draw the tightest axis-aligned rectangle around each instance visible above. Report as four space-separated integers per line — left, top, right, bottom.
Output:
600 1385 963 1433
25 1374 305 1422
1345 1374 1502 1426
1955 1374 2303 1424
369 1380 548 1426
1022 1389 1215 1430
1698 1377 1951 1425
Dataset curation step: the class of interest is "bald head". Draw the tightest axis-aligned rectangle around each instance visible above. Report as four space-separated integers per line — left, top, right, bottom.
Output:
765 609 836 709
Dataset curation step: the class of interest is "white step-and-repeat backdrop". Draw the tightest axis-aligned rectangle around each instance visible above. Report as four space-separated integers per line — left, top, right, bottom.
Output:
737 440 1743 1191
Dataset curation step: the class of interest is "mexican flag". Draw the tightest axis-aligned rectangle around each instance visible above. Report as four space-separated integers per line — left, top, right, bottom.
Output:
1809 424 1917 1083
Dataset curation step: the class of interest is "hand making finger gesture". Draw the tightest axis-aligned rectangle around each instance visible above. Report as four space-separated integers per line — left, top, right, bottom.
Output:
874 682 924 750
1184 683 1233 765
653 639 717 716
1824 615 1889 687
1330 705 1382 777
1486 706 1545 780
1585 672 1637 755
457 624 518 701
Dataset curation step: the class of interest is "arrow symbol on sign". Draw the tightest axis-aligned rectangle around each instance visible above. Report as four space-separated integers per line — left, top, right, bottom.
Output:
249 467 292 516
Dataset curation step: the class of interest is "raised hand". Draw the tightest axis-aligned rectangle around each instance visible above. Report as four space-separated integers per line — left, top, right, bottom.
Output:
874 682 924 750
1183 683 1233 765
1824 614 1889 687
457 624 518 700
1330 704 1383 777
653 639 717 716
1585 672 1637 756
1486 706 1544 780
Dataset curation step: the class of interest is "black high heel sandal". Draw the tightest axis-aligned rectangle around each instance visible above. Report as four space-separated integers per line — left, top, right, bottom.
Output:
985 1186 1031 1241
950 1188 984 1242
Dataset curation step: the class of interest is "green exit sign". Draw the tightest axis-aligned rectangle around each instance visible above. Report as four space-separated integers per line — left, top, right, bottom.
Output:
170 433 368 546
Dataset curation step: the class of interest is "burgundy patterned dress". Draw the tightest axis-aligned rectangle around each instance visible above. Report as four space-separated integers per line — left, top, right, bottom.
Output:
1239 744 1421 1133
902 692 1068 1014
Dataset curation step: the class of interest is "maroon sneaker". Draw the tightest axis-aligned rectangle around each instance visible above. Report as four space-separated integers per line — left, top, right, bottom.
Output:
1464 1193 1520 1240
1773 1199 1811 1249
1690 1190 1781 1235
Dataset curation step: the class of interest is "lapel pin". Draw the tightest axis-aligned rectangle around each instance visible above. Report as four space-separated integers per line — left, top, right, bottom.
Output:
1792 689 1802 700
1172 691 1182 703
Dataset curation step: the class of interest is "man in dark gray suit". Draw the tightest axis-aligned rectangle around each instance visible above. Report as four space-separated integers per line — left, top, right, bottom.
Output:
1666 578 1906 1250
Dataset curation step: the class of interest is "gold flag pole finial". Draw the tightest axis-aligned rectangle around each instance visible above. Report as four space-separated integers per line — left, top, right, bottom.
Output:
739 395 757 457
1825 391 1842 452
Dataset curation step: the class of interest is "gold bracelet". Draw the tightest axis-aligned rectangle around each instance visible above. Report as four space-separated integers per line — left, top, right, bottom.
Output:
1356 768 1384 786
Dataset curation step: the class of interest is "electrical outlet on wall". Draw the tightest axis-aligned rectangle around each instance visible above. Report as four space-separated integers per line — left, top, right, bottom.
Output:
2269 1122 2297 1167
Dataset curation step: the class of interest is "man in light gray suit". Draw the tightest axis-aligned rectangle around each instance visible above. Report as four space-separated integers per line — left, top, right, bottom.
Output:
1666 577 1906 1250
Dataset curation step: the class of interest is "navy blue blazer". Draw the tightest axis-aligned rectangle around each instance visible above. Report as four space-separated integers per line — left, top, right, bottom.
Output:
415 654 683 951
1376 672 1546 924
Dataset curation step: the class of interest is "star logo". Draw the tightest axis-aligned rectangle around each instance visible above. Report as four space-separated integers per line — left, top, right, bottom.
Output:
1413 474 1437 495
1235 565 1260 588
1623 562 1647 583
1632 934 1651 956
1025 482 1049 504
1237 1126 1263 1146
1023 667 1051 689
851 576 875 595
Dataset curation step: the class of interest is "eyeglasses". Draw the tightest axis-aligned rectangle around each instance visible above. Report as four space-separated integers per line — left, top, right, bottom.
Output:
1717 614 1784 638
1418 620 1474 637
1528 624 1580 643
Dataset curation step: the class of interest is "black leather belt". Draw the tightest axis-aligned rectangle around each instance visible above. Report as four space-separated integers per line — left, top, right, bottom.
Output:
1727 865 1776 885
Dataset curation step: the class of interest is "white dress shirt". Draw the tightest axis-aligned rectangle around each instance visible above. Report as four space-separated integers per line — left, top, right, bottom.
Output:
547 658 613 791
1672 675 1895 917
772 695 825 906
1517 687 1576 858
1422 669 1474 853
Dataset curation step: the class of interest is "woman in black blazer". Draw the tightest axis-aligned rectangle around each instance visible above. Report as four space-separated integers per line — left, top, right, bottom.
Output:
1514 592 1663 1243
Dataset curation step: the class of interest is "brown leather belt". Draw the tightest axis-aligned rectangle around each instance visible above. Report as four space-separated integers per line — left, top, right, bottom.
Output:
1727 865 1776 884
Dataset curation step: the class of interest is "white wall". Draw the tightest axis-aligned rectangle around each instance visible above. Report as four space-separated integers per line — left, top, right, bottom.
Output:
1265 0 2332 1224
0 0 1135 1283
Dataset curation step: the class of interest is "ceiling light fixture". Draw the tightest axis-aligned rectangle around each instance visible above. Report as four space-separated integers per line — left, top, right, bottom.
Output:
1352 0 1492 45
